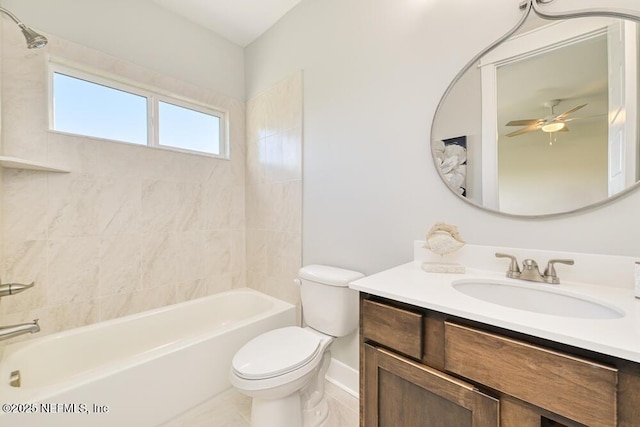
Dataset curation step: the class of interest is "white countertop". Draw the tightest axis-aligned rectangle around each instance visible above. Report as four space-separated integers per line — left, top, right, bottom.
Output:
349 262 640 363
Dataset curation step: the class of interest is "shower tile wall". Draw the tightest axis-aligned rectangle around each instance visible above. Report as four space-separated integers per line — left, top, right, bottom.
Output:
0 26 247 339
0 21 4 292
245 72 303 308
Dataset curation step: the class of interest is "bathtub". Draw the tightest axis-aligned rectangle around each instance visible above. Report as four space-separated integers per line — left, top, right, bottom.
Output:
0 288 296 427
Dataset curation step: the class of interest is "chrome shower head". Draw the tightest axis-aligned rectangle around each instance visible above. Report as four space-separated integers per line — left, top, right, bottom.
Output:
0 6 48 49
19 24 48 49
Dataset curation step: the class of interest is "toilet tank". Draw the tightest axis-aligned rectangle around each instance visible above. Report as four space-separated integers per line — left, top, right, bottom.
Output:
298 265 364 337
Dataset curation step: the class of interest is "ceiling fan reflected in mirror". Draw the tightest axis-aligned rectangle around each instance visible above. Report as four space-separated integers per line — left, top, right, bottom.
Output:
505 99 588 144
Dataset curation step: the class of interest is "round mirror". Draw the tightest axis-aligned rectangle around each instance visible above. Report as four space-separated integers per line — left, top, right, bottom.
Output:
431 2 640 217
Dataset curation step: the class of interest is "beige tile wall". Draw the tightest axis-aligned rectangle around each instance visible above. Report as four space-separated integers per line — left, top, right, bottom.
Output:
0 26 246 339
0 28 303 343
245 72 303 308
0 23 4 300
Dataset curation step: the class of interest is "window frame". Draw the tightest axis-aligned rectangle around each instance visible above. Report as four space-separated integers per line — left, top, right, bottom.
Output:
47 59 229 159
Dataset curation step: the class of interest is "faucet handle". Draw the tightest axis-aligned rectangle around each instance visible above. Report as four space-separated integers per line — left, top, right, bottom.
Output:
495 253 521 278
0 281 35 297
543 259 574 284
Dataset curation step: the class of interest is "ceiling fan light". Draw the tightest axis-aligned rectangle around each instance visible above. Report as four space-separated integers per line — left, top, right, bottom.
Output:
541 122 566 133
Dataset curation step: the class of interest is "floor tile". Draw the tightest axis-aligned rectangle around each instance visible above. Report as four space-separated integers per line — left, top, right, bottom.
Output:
165 380 358 427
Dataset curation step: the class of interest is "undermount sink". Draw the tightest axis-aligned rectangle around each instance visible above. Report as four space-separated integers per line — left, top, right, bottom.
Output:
452 280 624 319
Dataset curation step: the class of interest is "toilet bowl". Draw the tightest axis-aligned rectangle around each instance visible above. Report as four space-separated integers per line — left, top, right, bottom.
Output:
229 265 364 427
230 327 334 427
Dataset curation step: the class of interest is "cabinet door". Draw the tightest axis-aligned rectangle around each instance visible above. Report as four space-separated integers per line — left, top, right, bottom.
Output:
363 344 498 427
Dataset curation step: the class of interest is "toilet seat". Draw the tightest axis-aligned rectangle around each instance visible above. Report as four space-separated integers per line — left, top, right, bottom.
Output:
232 327 322 380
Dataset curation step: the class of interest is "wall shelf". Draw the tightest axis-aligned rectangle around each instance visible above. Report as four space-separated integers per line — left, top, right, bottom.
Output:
0 156 70 173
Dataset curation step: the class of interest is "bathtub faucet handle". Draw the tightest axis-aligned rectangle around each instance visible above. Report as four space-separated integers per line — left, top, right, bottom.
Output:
0 280 35 297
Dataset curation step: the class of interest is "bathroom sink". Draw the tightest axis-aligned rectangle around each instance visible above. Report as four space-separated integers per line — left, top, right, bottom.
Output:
452 280 624 319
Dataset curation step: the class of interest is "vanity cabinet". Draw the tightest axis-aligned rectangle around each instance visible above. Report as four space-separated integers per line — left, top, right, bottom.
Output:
360 295 640 427
363 344 498 426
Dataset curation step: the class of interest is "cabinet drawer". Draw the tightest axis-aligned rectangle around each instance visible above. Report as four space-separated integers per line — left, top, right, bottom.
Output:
362 299 423 359
444 322 618 427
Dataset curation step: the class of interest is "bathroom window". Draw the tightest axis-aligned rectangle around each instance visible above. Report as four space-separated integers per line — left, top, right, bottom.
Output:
52 72 149 146
49 62 228 158
157 100 223 155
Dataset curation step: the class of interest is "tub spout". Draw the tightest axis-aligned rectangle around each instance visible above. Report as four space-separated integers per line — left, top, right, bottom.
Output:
0 319 40 341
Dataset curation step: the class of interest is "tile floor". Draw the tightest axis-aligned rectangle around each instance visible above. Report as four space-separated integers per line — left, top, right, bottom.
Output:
161 380 359 427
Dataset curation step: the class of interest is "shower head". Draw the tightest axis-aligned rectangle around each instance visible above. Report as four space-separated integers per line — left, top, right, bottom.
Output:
0 6 48 49
18 24 48 49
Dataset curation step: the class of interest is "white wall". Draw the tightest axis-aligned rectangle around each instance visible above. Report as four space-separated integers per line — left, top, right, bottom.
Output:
245 0 640 271
0 0 245 100
498 121 608 215
246 0 640 369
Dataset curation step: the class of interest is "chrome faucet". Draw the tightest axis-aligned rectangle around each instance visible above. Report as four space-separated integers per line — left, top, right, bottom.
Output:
496 253 574 284
0 319 40 341
520 259 545 282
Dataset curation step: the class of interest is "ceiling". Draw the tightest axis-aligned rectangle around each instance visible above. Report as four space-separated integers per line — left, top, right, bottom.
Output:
152 0 302 46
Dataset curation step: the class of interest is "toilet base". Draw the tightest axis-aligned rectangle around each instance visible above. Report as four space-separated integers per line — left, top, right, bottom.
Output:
249 389 329 427
301 350 331 426
303 396 329 427
247 352 332 427
251 393 302 427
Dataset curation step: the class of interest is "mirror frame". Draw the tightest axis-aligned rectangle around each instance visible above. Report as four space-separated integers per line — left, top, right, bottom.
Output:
430 0 640 218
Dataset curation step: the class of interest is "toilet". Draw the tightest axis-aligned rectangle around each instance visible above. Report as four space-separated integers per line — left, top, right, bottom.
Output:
230 265 364 427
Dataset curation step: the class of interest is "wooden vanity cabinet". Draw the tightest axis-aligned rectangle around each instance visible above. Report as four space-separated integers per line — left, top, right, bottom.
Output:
360 294 640 427
362 343 499 427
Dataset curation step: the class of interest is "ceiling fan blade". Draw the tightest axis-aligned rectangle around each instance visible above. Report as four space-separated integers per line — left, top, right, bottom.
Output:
505 119 542 126
563 114 607 122
506 123 541 137
555 103 587 120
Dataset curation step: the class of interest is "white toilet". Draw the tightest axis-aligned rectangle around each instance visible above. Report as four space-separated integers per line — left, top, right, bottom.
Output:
230 265 364 427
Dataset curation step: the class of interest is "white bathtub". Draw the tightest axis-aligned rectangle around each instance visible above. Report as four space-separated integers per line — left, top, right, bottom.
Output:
0 288 296 427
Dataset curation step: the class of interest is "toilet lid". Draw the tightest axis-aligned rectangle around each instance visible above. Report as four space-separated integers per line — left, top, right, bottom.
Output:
232 327 322 380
